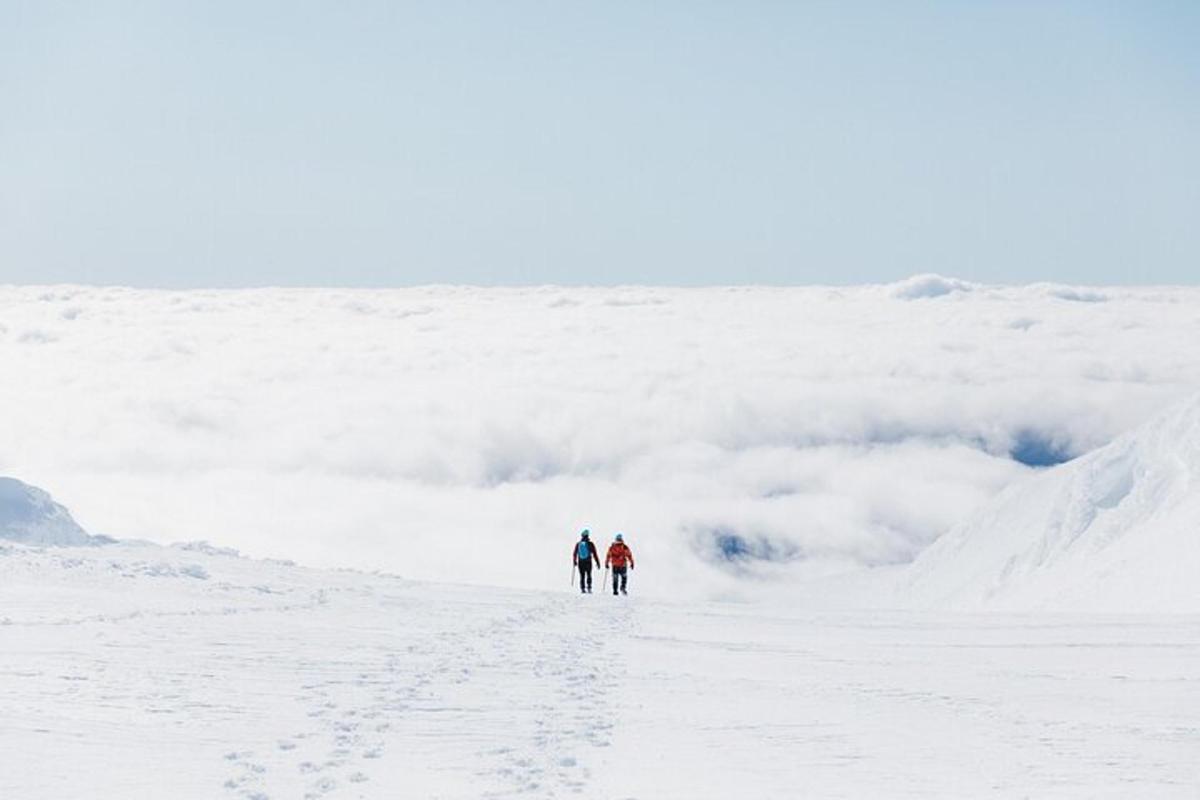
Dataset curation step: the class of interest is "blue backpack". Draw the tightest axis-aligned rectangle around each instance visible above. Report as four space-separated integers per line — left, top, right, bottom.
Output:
577 541 591 561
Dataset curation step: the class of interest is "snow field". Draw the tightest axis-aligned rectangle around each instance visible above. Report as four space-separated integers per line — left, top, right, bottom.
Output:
2 542 1197 798
625 602 1200 797
2 543 628 799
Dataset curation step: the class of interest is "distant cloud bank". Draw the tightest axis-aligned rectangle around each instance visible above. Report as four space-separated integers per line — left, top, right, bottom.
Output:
1 279 1197 597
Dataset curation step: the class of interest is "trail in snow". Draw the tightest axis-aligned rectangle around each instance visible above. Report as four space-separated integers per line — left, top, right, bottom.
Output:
213 588 623 799
1 544 631 799
2 542 1198 798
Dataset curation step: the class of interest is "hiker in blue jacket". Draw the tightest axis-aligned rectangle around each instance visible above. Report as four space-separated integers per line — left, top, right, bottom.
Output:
572 530 602 593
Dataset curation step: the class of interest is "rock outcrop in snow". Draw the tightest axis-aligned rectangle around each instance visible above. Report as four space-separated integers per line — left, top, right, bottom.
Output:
0 477 99 546
905 395 1200 612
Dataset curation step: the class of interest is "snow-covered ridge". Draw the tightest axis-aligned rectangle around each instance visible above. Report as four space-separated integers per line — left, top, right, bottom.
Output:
905 394 1200 612
0 476 101 546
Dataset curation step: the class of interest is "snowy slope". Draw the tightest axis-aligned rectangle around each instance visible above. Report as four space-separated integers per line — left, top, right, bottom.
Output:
905 395 1200 612
0 476 98 546
2 540 1197 799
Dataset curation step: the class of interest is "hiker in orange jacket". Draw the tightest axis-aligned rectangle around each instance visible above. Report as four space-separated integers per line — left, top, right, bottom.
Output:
605 533 635 596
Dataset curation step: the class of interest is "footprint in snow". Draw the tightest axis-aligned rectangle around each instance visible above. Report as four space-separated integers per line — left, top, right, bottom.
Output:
304 776 337 798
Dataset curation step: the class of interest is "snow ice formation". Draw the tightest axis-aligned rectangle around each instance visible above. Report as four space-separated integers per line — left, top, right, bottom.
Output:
906 394 1200 612
0 476 98 546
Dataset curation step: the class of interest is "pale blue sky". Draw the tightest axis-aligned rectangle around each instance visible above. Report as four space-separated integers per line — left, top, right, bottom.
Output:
2 1 1198 287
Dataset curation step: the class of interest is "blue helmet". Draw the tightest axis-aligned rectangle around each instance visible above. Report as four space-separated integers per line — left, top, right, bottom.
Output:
581 529 590 539
614 533 624 542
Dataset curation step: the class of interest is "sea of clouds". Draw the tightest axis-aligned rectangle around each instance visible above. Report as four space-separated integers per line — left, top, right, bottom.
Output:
2 277 1198 598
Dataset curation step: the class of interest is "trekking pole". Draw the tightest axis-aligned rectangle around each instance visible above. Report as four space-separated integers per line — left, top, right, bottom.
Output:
603 565 609 596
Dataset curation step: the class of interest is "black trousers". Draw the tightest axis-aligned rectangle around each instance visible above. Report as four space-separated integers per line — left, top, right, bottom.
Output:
577 561 593 592
611 566 628 594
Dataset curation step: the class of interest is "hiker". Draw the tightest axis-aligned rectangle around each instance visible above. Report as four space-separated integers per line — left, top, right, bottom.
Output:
605 533 635 596
573 529 601 593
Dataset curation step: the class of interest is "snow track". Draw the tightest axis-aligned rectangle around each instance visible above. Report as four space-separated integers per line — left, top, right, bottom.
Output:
2 543 1197 798
204 588 627 800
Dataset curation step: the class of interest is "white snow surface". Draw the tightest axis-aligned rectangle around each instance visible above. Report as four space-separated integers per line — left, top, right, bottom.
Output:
4 280 1200 796
0 476 96 546
4 281 1200 599
904 395 1200 612
2 540 1197 799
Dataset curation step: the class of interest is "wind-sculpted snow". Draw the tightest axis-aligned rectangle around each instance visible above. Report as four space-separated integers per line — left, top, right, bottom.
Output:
904 395 1200 611
0 476 99 546
1 281 1200 597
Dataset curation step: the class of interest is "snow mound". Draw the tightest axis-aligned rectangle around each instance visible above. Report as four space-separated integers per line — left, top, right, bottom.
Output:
888 274 976 299
0 477 99 546
905 395 1200 612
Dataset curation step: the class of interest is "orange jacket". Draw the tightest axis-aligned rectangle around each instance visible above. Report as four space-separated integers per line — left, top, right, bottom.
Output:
605 542 634 569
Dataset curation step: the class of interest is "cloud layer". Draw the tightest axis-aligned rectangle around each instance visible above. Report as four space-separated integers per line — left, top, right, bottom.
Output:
2 280 1198 597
